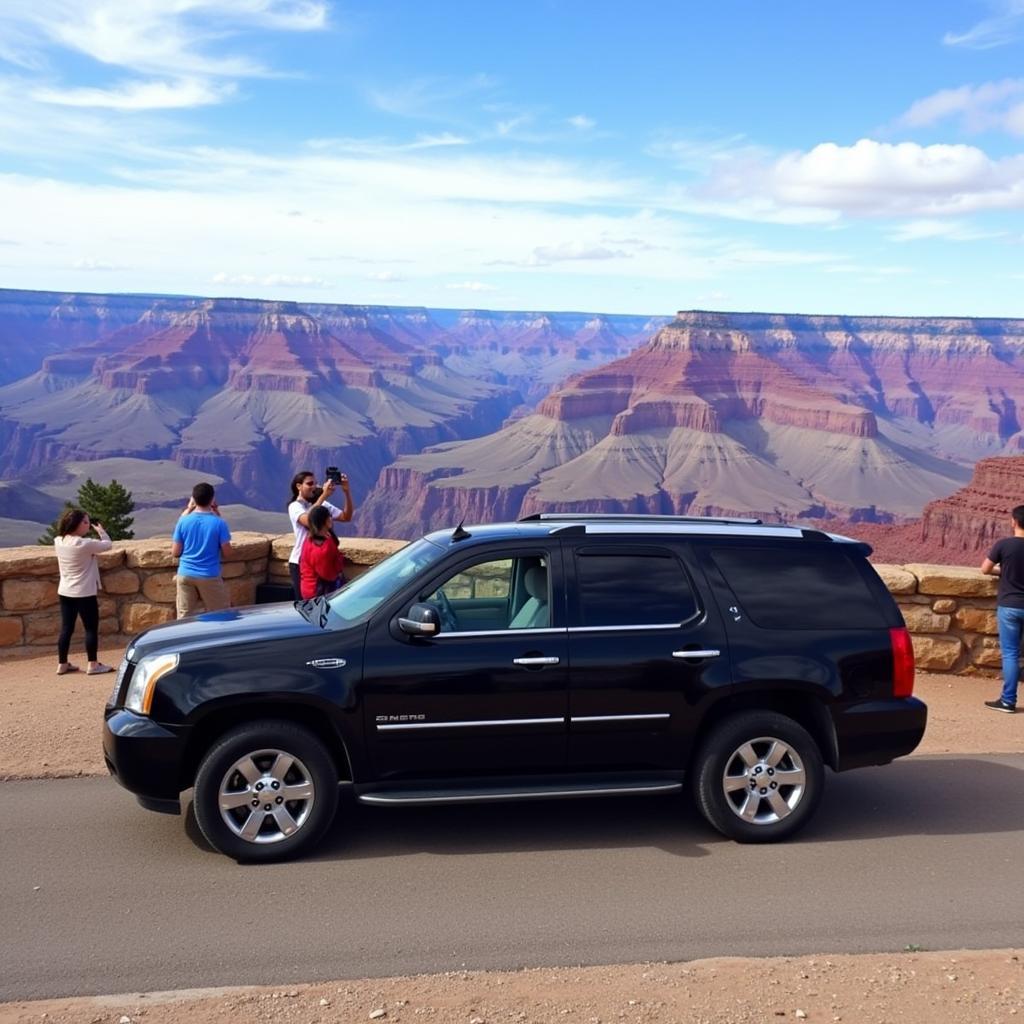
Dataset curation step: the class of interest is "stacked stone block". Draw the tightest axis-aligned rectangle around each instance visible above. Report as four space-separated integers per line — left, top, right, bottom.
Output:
0 533 405 652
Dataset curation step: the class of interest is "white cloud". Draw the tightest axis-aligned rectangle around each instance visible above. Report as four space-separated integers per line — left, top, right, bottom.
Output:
887 218 1004 242
821 263 912 276
212 272 330 288
445 281 497 291
33 77 232 110
367 74 495 119
648 133 770 172
568 114 595 130
0 1 327 112
531 242 630 264
366 271 406 282
897 79 1024 134
73 256 124 270
495 114 531 136
943 0 1024 49
755 139 1024 218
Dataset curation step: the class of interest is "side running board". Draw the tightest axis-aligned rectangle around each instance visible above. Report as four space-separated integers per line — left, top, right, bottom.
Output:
357 779 683 806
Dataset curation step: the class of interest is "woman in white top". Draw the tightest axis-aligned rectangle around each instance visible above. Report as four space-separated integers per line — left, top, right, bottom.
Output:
286 469 354 598
54 508 114 676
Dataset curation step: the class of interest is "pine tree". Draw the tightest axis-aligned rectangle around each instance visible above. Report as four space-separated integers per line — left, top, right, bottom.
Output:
78 478 135 540
37 478 135 544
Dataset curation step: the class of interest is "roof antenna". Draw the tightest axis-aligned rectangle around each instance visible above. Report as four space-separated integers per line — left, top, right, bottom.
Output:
451 517 472 542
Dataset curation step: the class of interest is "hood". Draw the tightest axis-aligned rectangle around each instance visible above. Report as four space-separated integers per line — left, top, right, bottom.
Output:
127 599 333 660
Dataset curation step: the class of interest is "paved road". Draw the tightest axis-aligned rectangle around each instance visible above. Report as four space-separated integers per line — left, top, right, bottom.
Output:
3 754 1023 1001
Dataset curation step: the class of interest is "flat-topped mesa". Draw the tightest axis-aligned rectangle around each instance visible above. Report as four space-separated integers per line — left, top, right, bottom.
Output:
610 399 720 434
670 309 1024 339
537 339 879 437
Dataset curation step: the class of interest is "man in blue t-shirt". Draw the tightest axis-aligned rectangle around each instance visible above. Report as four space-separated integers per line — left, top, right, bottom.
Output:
171 482 233 619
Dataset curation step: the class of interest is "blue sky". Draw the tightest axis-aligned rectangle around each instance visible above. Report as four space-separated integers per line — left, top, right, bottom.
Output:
2 0 1024 317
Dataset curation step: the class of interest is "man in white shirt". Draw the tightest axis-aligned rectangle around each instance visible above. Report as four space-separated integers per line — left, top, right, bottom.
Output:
287 469 354 598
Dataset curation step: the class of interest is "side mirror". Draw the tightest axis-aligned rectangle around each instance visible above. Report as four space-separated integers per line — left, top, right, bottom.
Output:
398 602 440 637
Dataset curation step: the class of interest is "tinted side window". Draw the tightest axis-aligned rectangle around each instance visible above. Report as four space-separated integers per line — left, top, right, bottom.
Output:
575 552 698 627
710 545 886 630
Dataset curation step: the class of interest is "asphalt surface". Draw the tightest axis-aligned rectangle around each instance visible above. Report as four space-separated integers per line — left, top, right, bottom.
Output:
3 754 1023 1002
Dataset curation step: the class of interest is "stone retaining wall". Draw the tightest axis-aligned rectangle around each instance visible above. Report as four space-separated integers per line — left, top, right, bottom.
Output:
0 540 1004 677
0 533 404 652
874 563 999 676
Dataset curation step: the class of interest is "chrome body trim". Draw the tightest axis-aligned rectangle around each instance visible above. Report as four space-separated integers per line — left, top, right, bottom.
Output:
567 623 684 633
583 523 801 537
513 656 560 666
357 780 684 805
672 649 721 658
570 713 671 723
376 716 564 732
434 627 566 638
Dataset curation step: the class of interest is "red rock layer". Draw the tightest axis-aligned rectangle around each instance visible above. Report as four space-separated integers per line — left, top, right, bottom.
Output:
832 455 1024 565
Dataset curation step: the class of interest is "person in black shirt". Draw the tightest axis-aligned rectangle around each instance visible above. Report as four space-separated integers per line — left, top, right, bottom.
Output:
980 504 1024 712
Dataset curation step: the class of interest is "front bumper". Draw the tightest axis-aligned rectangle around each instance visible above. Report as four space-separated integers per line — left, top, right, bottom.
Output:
832 696 928 770
103 709 190 804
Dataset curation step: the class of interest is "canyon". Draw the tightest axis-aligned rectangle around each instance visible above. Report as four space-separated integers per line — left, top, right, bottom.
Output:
0 289 658 541
3 292 1024 559
360 310 1024 539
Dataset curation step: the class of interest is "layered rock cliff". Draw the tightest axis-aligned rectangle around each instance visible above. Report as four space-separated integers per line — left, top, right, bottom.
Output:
0 289 656 517
361 309 1024 536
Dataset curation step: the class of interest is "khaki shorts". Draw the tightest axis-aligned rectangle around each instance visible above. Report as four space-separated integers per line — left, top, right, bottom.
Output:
175 574 230 619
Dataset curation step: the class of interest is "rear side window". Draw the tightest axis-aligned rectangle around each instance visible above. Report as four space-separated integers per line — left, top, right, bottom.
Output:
574 550 698 627
710 545 886 630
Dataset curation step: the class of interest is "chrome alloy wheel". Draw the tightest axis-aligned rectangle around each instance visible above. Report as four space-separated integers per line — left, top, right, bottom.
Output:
217 748 316 844
721 736 807 825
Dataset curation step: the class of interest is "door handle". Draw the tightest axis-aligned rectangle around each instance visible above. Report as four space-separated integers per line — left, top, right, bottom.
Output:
513 656 560 666
672 649 720 659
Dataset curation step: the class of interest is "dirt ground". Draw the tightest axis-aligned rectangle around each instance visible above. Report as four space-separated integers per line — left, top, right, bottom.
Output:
1 646 1022 1023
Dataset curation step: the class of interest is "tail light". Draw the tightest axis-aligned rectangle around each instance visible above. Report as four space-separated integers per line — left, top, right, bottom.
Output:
890 626 915 697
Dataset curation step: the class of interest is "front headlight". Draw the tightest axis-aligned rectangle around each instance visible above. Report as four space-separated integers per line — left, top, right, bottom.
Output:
124 653 179 715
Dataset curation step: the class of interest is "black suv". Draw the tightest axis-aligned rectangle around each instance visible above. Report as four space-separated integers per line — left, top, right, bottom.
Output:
103 514 926 861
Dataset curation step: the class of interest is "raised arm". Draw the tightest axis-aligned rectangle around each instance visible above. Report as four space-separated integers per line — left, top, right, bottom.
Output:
81 525 113 553
333 475 354 523
296 478 337 529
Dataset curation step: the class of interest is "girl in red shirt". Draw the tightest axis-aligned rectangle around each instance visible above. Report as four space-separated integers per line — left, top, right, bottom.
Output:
298 505 346 599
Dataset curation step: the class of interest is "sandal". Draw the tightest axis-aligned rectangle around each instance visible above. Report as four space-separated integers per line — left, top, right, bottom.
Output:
87 663 114 675
56 664 80 676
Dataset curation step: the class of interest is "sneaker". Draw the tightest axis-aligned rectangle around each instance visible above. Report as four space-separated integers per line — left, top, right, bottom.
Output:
984 699 1017 714
86 663 114 675
56 663 80 676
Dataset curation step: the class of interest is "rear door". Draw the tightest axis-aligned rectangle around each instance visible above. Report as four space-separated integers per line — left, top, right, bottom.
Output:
565 541 731 771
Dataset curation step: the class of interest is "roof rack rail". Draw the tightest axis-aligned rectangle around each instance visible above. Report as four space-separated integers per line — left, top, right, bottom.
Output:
518 512 765 526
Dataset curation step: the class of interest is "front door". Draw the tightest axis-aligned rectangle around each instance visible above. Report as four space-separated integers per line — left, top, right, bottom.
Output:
362 545 568 781
566 542 731 771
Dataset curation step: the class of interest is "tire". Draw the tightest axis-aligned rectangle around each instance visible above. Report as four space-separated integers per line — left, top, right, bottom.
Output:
193 720 339 862
693 710 824 843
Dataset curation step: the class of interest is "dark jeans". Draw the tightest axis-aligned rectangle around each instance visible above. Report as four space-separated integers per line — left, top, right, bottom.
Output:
997 605 1024 707
289 562 302 600
58 594 99 662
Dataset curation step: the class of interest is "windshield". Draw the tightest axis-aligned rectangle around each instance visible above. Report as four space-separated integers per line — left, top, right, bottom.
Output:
326 537 446 626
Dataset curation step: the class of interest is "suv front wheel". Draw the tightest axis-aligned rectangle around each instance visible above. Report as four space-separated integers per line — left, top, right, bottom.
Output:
193 720 339 862
694 710 824 843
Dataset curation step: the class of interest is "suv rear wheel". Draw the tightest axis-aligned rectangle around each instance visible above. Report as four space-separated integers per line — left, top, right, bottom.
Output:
193 721 339 862
694 710 824 843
